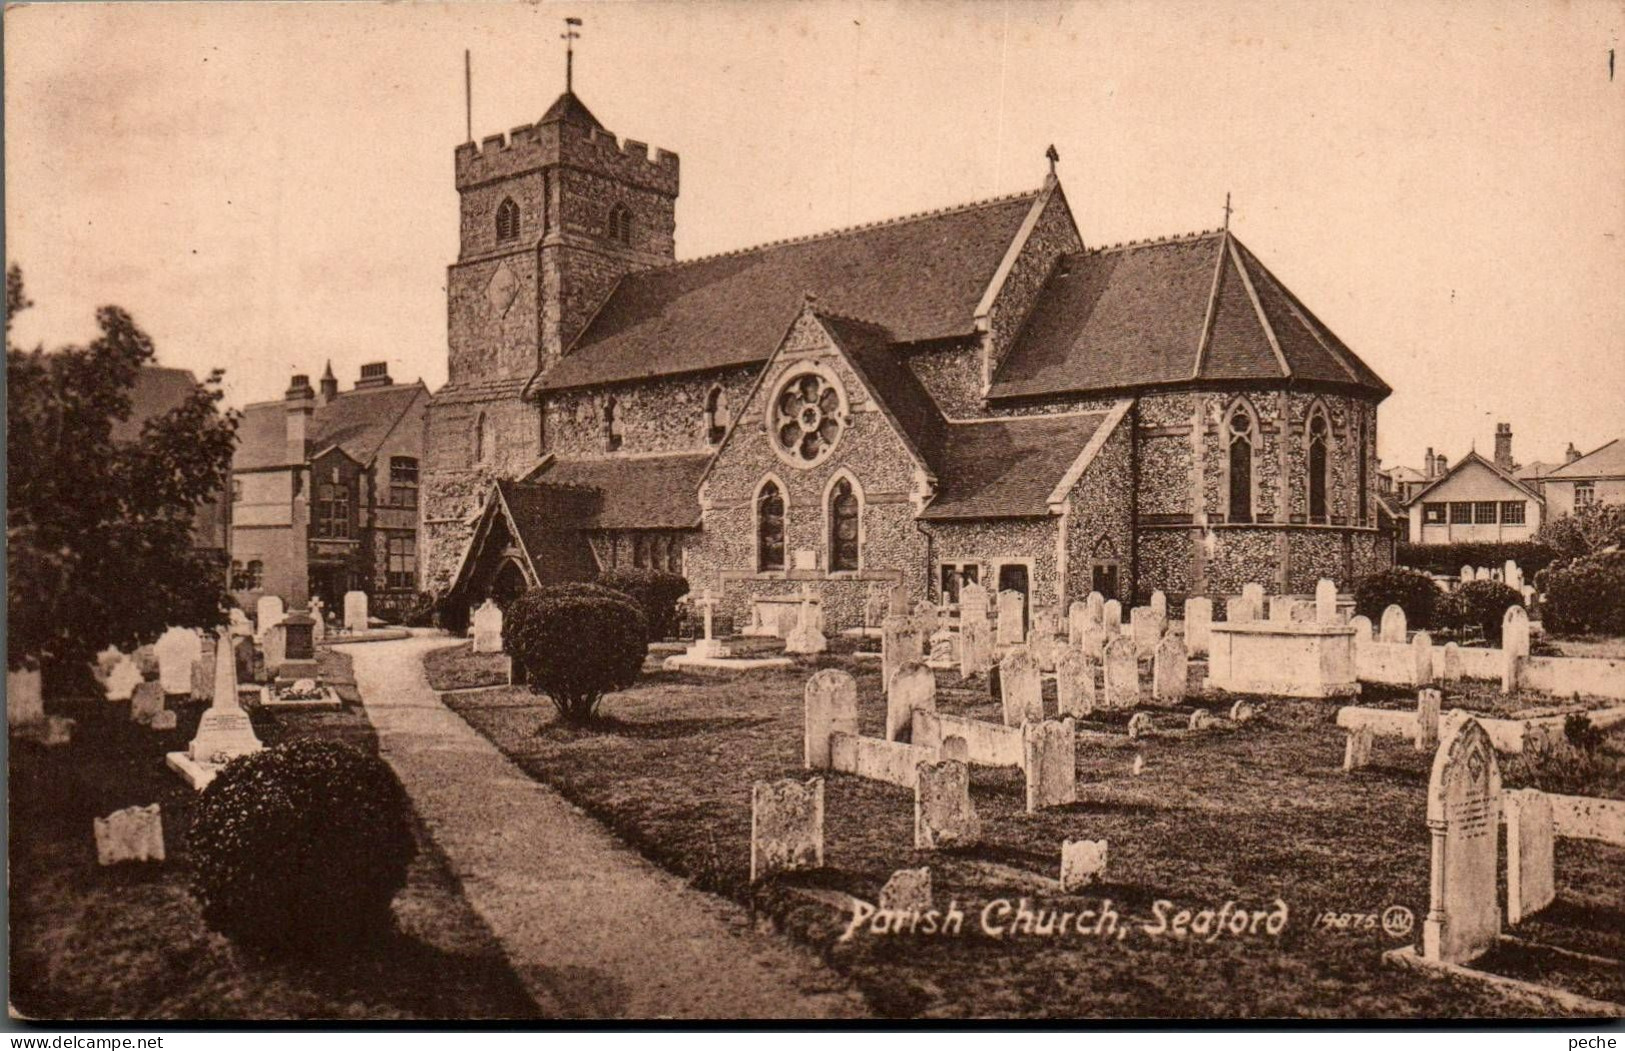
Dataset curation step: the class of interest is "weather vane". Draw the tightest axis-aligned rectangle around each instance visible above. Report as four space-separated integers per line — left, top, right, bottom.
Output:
562 17 582 93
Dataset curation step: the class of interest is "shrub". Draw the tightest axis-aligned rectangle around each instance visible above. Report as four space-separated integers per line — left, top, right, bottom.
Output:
399 591 439 628
1455 580 1523 644
1565 713 1605 754
1353 568 1439 629
1536 502 1625 561
1540 551 1625 636
596 568 689 640
187 738 416 953
1396 539 1559 578
1431 590 1472 637
505 584 648 724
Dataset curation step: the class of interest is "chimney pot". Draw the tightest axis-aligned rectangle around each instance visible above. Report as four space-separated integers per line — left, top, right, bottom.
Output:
355 362 393 389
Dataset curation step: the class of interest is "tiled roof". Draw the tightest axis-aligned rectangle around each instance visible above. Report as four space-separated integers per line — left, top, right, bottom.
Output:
233 383 426 471
534 191 1042 391
523 452 714 530
920 412 1111 520
988 231 1389 400
112 366 202 442
1543 439 1625 480
1403 450 1545 507
818 312 946 477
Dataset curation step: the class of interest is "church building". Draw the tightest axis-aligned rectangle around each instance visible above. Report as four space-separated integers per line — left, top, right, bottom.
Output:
424 84 1393 633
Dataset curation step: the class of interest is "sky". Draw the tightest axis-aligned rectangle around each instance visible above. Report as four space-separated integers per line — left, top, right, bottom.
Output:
6 0 1624 470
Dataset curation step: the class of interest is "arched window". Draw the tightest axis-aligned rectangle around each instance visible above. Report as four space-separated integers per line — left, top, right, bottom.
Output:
607 204 633 246
1308 408 1330 523
1356 409 1369 526
495 197 520 242
705 386 728 445
473 412 491 464
604 397 622 451
1227 403 1256 524
828 477 860 572
757 480 785 572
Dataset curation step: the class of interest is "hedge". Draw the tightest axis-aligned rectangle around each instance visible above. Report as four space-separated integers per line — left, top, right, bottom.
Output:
596 568 689 640
1354 568 1440 629
1539 552 1625 636
1397 540 1558 578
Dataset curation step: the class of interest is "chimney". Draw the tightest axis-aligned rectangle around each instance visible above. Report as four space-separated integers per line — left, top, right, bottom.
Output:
355 361 393 390
1435 452 1449 477
319 361 338 405
1565 442 1582 464
1494 422 1514 471
285 374 315 464
1425 447 1436 478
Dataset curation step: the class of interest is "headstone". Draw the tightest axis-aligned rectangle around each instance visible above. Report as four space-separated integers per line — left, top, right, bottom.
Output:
262 623 287 675
863 586 889 630
1031 605 1060 645
94 646 125 683
1460 565 1474 584
996 590 1025 646
1126 711 1153 740
133 645 159 678
1504 560 1523 592
309 597 327 643
750 777 824 882
1077 625 1110 662
93 804 165 865
1068 601 1091 646
783 594 828 655
1504 789 1555 926
881 615 923 700
1188 708 1215 731
1085 591 1105 626
1412 631 1434 685
1475 566 1490 582
914 759 979 849
999 649 1043 727
185 628 264 766
1502 605 1530 659
912 599 940 637
343 590 368 633
1103 637 1139 710
1269 595 1293 624
1101 599 1123 632
940 735 969 764
928 627 957 667
7 666 44 727
1060 839 1108 892
1315 578 1339 625
1379 604 1407 643
1416 688 1442 753
887 661 936 743
282 611 316 663
1054 649 1093 717
804 669 858 769
1242 583 1266 620
1348 615 1373 644
155 627 202 695
879 868 932 913
150 710 178 732
1149 589 1167 619
1183 597 1212 658
1422 717 1501 965
1229 700 1256 723
1023 717 1076 812
229 608 254 637
1152 634 1187 704
129 681 165 725
472 600 504 654
1441 642 1463 682
190 648 214 703
1130 606 1164 654
104 657 142 702
1226 595 1256 625
256 595 285 636
1343 725 1373 771
959 583 992 677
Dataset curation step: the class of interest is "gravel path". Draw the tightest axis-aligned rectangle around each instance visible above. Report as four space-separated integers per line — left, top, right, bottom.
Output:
337 634 869 1020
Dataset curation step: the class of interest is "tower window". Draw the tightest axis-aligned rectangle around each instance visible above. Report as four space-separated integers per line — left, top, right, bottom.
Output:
474 412 493 465
705 386 728 445
495 198 520 242
757 480 785 573
607 204 633 246
604 397 623 452
828 477 860 572
1227 403 1256 524
1307 409 1329 523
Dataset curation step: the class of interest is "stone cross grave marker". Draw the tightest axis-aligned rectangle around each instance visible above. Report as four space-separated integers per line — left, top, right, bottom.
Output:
887 661 936 743
750 776 824 882
1421 716 1501 964
804 668 858 769
94 803 165 865
1152 634 1187 704
999 648 1043 727
472 600 504 653
1103 636 1139 710
186 628 264 766
914 759 979 849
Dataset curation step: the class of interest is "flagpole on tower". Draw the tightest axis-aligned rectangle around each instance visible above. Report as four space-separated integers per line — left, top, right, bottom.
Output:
464 49 472 143
562 17 582 93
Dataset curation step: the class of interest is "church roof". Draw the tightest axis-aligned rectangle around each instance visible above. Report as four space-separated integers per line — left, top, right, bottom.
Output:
540 91 605 130
233 382 426 471
989 231 1389 400
920 411 1115 520
522 452 713 530
112 366 203 442
533 190 1043 392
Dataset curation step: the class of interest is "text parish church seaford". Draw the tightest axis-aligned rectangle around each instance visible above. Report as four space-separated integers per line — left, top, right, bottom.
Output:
427 36 1394 633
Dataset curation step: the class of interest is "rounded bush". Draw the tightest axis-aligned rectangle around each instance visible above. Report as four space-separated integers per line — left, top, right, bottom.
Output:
1455 580 1523 644
187 738 416 953
506 584 648 724
1397 540 1559 578
1540 552 1625 636
1354 568 1439 629
596 568 689 640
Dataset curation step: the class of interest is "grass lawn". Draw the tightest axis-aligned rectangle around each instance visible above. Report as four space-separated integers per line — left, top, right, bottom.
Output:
1544 635 1625 661
421 641 511 692
9 649 539 1021
442 650 1625 1019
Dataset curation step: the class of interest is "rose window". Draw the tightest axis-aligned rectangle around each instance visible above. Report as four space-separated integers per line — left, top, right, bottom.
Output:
771 372 845 466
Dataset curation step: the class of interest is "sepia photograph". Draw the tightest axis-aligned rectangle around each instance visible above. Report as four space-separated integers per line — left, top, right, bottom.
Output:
5 0 1624 1026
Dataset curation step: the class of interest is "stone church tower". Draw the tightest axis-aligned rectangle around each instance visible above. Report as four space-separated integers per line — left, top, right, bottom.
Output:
421 90 680 590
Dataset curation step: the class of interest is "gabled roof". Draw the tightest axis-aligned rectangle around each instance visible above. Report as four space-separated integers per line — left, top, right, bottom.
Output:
1543 439 1625 480
988 231 1389 400
817 312 945 479
112 366 203 442
522 452 714 530
1402 449 1545 507
233 382 427 471
919 411 1118 520
533 189 1044 392
1387 465 1428 484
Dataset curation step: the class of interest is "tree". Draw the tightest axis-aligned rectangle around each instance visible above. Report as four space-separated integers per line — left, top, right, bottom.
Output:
6 265 238 682
1536 501 1625 562
504 584 648 725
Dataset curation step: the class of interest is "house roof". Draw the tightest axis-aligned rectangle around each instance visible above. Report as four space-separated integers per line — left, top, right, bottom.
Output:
112 366 203 442
1402 449 1545 507
1516 460 1563 481
988 231 1389 400
521 452 714 530
1543 439 1625 480
919 412 1114 520
233 382 426 471
1387 465 1427 484
532 190 1043 392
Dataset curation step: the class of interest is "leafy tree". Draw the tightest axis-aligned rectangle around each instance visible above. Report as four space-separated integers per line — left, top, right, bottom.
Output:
6 265 238 682
505 584 648 725
1536 501 1625 562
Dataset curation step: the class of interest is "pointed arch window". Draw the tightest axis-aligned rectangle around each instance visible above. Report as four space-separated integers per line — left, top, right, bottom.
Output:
474 412 493 465
1308 408 1330 523
1227 403 1256 524
828 477 860 572
705 386 728 445
495 198 520 243
757 480 785 573
603 397 622 452
607 204 633 246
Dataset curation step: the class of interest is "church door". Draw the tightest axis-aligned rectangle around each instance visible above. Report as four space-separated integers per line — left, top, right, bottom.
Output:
997 563 1030 635
491 559 529 608
1091 563 1119 601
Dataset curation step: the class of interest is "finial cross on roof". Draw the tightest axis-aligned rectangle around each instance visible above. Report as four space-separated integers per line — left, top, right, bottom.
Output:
1045 144 1060 177
1223 192 1233 231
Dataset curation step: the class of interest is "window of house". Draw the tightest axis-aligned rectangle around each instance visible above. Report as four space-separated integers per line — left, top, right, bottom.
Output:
757 481 785 573
1474 501 1499 525
1501 501 1526 525
1449 502 1473 525
315 481 350 539
1307 410 1329 523
1575 482 1596 507
389 456 418 508
386 535 416 590
607 204 633 246
1227 405 1255 523
828 477 860 572
604 397 622 452
705 386 728 445
939 562 980 606
632 533 650 569
1423 502 1447 525
231 559 263 591
495 197 520 242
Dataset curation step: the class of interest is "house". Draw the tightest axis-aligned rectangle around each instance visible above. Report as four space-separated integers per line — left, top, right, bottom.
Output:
230 362 429 618
423 85 1394 633
1538 439 1625 519
117 365 231 559
1403 450 1544 545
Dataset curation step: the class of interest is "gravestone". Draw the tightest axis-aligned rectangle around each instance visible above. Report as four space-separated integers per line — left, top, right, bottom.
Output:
1315 578 1340 625
1379 604 1407 643
190 642 214 703
1502 605 1530 658
256 595 285 637
228 608 254 639
1152 634 1187 704
1068 601 1091 647
1031 605 1060 645
959 583 992 677
996 590 1025 646
472 600 504 654
93 804 165 865
1422 717 1501 965
1504 788 1555 926
1412 632 1434 685
750 777 824 882
309 597 327 643
1101 599 1123 632
1416 688 1442 752
1183 597 1212 658
928 627 957 667
1103 637 1139 710
1441 643 1463 682
155 627 202 696
134 645 159 678
1475 566 1490 582
879 868 932 914
804 669 858 769
1461 565 1474 583
1023 717 1076 812
1130 606 1164 654
1504 560 1523 592
881 615 923 702
93 646 125 684
150 710 178 732
184 628 264 766
105 657 142 702
1229 699 1256 723
1126 711 1153 740
1348 615 1373 644
1077 625 1110 662
784 593 828 655
914 759 979 849
343 590 368 633
1060 839 1108 892
129 681 165 725
1086 591 1105 626
887 661 936 743
1269 595 1294 624
1055 649 1093 717
1242 583 1266 619
7 666 44 728
1343 725 1373 771
912 600 940 637
941 735 969 764
1226 595 1255 625
999 649 1043 727
862 586 889 631
1149 589 1167 619
1188 708 1215 731
262 623 287 676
